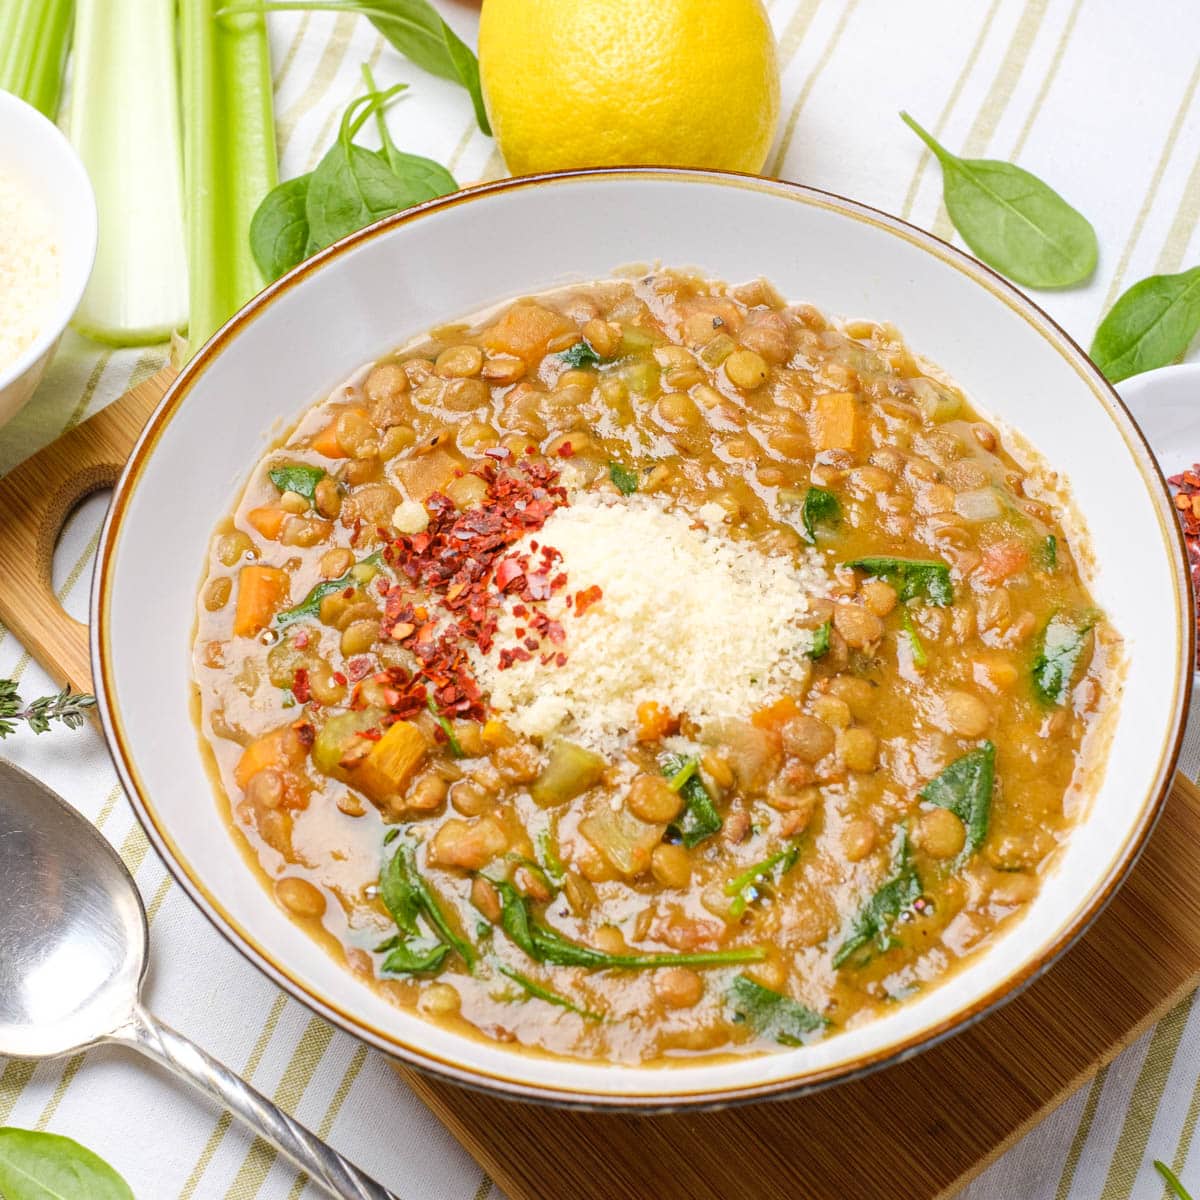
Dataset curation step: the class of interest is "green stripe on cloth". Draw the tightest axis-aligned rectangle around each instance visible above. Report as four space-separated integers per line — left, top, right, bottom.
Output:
1100 995 1194 1198
1056 1066 1109 1200
899 0 1004 220
930 0 1052 241
769 0 862 177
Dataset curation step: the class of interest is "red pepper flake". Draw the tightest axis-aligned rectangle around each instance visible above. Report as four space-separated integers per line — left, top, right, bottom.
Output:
293 629 311 650
291 668 311 703
1168 462 1200 667
346 656 372 682
556 441 574 457
574 584 603 616
358 727 383 742
332 671 347 686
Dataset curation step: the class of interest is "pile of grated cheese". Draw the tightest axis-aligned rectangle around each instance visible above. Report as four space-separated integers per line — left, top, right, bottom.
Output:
473 492 831 753
0 174 61 373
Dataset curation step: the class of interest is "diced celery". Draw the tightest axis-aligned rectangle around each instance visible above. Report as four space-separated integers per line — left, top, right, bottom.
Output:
531 740 606 806
579 808 663 877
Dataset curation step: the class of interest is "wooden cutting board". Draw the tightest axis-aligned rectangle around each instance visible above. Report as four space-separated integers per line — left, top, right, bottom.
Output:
4 368 1198 1200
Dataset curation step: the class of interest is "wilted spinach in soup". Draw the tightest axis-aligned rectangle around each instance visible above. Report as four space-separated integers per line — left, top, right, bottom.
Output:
193 272 1120 1063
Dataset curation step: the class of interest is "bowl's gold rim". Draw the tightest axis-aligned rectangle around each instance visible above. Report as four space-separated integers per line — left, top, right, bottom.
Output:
92 166 1194 1109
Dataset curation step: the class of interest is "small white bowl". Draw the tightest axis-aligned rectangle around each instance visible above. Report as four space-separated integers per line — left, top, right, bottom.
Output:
1118 361 1200 680
0 90 98 426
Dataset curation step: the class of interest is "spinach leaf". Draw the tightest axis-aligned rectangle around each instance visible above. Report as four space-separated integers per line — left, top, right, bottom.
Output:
728 975 828 1045
724 844 801 918
1090 266 1200 383
920 742 995 863
1155 1161 1195 1200
224 0 490 135
0 1128 133 1200
608 462 638 495
832 833 923 968
1032 612 1096 706
362 63 459 193
249 174 312 282
269 463 325 499
806 620 832 660
498 964 603 1021
801 486 841 542
380 842 475 968
900 112 1097 289
537 830 566 884
425 696 464 758
304 86 457 254
661 754 722 847
275 551 382 628
561 340 604 369
901 607 928 668
488 880 763 970
380 935 451 974
1039 534 1058 572
844 556 953 606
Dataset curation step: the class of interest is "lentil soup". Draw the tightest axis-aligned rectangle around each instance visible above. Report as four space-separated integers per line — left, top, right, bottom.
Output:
192 272 1119 1064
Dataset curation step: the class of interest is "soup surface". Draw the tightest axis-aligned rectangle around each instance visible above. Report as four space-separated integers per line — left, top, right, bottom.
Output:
193 272 1119 1063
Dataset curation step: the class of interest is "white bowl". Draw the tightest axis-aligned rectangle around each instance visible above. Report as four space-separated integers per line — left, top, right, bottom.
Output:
0 90 97 426
94 170 1193 1107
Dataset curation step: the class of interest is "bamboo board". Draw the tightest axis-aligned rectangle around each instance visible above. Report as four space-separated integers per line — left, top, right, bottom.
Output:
3 369 1198 1200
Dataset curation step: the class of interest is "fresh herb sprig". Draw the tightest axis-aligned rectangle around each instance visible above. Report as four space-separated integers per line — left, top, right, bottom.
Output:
900 111 1097 289
0 680 95 739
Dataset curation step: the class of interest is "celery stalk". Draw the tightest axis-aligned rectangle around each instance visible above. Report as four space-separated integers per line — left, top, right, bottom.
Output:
68 0 189 345
181 2 279 354
0 0 74 119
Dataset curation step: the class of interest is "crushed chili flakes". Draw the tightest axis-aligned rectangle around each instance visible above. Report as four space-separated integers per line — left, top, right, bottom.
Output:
374 459 573 718
291 667 311 704
1168 462 1200 667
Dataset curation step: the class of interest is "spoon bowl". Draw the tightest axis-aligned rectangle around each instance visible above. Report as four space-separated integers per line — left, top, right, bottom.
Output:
0 759 145 1058
0 758 395 1200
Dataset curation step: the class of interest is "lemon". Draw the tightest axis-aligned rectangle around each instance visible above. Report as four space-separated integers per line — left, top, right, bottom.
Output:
478 0 780 176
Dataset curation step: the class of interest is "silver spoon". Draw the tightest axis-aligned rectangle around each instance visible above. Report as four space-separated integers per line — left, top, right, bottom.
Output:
0 759 397 1200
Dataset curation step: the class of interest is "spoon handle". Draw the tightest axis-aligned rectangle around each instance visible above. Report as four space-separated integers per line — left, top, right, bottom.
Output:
115 1006 397 1200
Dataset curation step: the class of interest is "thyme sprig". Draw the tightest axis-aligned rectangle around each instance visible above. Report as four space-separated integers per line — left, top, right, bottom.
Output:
0 680 96 739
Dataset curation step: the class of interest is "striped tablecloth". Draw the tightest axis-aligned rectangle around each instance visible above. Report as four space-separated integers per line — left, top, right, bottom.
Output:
3 2 1200 1196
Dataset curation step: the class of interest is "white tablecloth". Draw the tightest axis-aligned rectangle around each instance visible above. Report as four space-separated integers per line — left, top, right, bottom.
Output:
4 3 1200 1197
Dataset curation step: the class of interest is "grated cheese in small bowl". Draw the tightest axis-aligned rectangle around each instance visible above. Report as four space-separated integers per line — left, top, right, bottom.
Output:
0 172 62 375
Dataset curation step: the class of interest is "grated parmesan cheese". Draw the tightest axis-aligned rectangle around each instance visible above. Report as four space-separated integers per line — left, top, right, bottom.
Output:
0 173 60 373
473 492 832 753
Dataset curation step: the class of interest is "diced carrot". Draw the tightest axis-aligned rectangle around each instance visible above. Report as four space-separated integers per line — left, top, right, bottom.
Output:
309 406 369 459
636 700 676 742
480 303 573 359
234 724 310 791
246 505 287 540
980 540 1030 583
233 564 290 638
751 695 801 731
352 719 427 802
813 391 858 451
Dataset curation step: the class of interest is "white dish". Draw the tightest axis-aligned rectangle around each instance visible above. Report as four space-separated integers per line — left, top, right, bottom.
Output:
93 170 1192 1107
0 90 97 427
